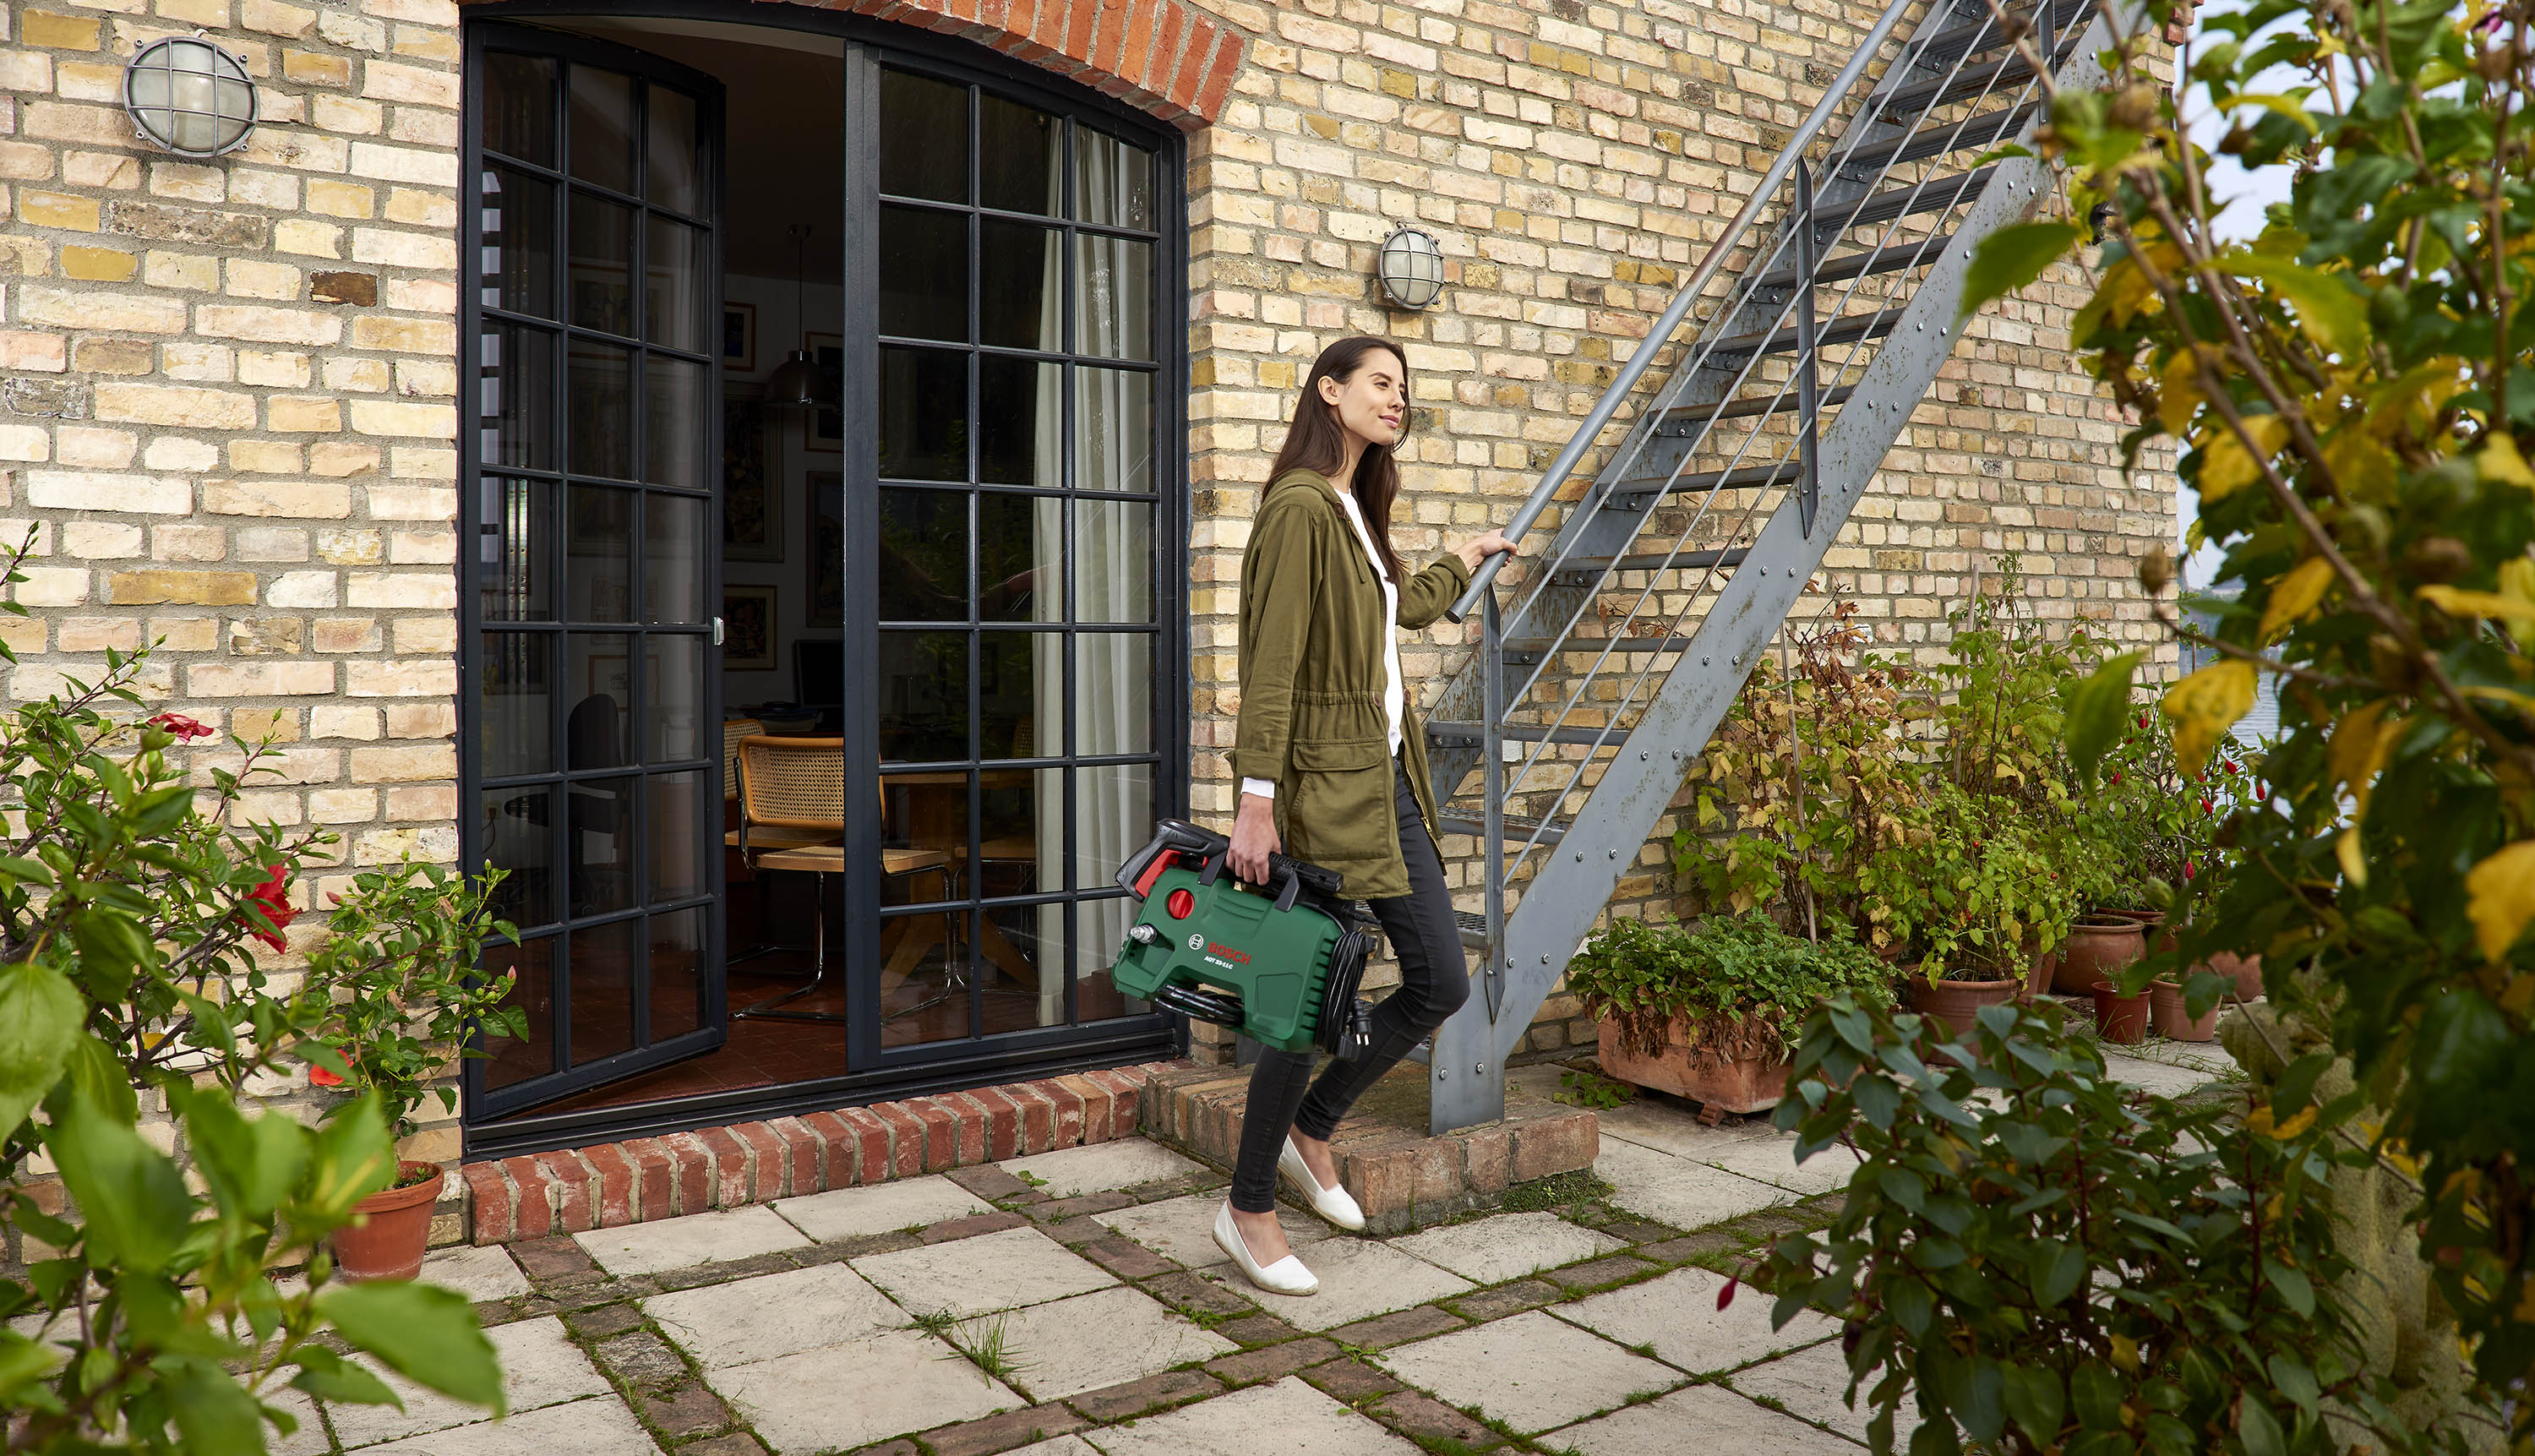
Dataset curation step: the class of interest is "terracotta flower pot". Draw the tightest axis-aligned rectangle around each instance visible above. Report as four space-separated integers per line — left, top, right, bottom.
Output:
2020 950 2058 1004
2146 979 2218 1042
2055 917 2148 995
2090 980 2150 1044
1596 1018 1791 1115
333 1160 443 1283
1906 973 2021 1035
2207 951 2263 1002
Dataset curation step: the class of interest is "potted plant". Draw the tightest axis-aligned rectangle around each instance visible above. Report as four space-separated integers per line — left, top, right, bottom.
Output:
1564 913 1893 1114
1864 787 2081 1032
302 861 522 1281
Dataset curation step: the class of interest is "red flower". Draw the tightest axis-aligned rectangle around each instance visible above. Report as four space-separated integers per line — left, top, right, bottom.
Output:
2184 860 2198 881
308 1063 346 1088
242 864 298 952
2110 772 2123 785
148 712 213 740
2200 798 2214 814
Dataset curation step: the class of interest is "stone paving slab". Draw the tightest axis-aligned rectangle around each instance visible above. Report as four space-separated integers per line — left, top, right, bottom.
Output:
998 1140 1202 1198
646 1262 903 1369
771 1174 993 1242
1698 1133 1863 1197
418 1244 531 1303
1388 1211 1624 1286
1592 1136 1791 1230
1006 1438 1104 1456
1727 1340 1873 1442
1376 1308 1680 1435
1553 1266 1839 1376
2101 1050 2222 1099
1204 1236 1473 1332
575 1204 809 1277
1544 1382 1862 1454
329 1317 609 1449
1591 1099 1780 1159
350 1394 662 1456
853 1224 1116 1319
1073 1376 1425 1456
953 1284 1237 1402
711 1328 1017 1456
1090 1192 1331 1269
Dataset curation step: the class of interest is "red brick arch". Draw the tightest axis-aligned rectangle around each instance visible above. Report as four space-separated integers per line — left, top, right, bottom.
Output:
460 0 1247 128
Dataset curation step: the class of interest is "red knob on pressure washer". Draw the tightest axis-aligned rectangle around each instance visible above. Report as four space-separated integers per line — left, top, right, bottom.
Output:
1165 888 1195 919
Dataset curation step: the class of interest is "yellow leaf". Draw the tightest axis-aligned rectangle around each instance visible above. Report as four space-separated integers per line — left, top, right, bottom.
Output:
2198 414 2292 503
2324 428 2397 502
2245 1104 2316 1138
2337 826 2369 888
2418 584 2535 634
2479 435 2535 489
2464 839 2535 962
2161 659 2259 768
2102 259 2157 327
2331 700 2397 804
2110 1333 2140 1371
2258 557 2336 642
2158 350 2206 435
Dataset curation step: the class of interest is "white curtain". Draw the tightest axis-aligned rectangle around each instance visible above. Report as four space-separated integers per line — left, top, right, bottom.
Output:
1031 134 1068 1029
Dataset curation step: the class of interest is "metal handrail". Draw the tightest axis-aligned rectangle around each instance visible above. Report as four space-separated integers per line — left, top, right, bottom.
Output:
1441 0 1926 625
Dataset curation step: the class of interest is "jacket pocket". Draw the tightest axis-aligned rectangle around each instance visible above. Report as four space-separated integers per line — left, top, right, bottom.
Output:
1284 737 1393 868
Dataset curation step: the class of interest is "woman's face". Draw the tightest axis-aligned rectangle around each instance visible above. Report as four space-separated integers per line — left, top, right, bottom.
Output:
1318 349 1407 450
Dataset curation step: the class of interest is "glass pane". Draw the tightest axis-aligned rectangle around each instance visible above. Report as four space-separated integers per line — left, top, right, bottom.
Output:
978 492 1057 622
1076 366 1152 494
722 390 775 559
481 936 555 1090
479 477 554 622
645 634 702 763
481 786 554 930
566 634 633 768
643 355 708 488
878 903 965 1047
979 94 1060 214
1073 235 1153 359
980 220 1059 351
880 68 967 203
807 472 844 629
567 338 635 479
564 486 634 622
568 191 635 335
878 346 967 482
879 205 967 343
1074 499 1152 621
568 914 636 1065
1076 128 1153 230
477 322 555 471
482 52 556 166
648 906 703 1041
1076 635 1151 755
643 492 706 624
1077 893 1149 1022
644 215 708 350
482 166 555 319
878 488 965 622
479 631 553 778
566 777 639 919
978 356 1057 488
1072 763 1152 891
878 630 968 762
567 66 635 194
647 85 701 214
980 630 1057 757
647 772 706 903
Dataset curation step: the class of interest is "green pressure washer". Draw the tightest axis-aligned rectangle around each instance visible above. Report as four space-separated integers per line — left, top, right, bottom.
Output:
1109 820 1377 1057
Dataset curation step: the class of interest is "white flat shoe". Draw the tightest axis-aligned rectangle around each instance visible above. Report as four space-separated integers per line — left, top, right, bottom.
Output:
1278 1136 1366 1231
1213 1200 1317 1295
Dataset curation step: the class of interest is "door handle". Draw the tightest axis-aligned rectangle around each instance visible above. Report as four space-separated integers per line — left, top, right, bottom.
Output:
712 615 725 646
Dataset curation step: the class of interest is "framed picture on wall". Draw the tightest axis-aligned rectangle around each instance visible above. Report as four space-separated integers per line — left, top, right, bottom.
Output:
722 386 782 563
803 332 844 453
806 472 843 628
722 585 777 670
722 302 756 374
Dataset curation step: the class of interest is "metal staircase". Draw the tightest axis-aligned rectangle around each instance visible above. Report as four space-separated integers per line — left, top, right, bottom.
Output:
1421 0 2127 1132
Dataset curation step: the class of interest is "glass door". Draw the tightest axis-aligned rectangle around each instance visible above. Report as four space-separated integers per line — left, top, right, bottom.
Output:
462 25 729 1119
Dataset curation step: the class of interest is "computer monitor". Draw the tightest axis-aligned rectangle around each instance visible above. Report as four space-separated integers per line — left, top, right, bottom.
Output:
793 637 843 709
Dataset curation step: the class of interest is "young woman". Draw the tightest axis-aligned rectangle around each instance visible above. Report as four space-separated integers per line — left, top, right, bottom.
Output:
1214 335 1517 1295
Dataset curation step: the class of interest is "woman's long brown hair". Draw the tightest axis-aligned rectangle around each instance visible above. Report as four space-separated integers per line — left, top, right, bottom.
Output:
1267 335 1409 583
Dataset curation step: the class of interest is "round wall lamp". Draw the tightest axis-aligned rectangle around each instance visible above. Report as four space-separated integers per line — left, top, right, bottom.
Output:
123 35 259 159
1377 225 1446 310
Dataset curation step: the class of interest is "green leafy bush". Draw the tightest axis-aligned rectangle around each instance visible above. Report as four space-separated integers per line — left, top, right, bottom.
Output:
1753 995 2489 1455
1563 913 1894 1063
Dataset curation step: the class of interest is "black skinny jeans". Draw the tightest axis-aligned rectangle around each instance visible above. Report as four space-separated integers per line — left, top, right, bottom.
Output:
1229 752 1469 1213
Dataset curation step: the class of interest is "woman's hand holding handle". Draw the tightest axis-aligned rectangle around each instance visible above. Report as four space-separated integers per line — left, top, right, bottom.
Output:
1453 529 1520 574
1229 792 1280 885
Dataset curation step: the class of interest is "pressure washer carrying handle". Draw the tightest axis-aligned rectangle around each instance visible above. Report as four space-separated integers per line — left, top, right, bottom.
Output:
1114 817 1344 913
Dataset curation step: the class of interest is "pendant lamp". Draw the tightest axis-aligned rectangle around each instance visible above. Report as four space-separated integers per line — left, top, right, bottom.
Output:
763 223 829 407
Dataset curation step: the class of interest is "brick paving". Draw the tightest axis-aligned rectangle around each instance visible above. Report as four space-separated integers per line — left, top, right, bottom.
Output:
285 1049 2215 1454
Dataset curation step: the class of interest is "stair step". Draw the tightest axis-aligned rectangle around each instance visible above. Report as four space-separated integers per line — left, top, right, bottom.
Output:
1610 463 1800 504
1668 385 1857 425
1555 547 1749 585
1911 0 2088 65
1436 814 1566 848
1884 52 2043 114
1427 721 1626 748
1499 635 1706 657
1818 168 1997 235
1454 912 1491 950
1707 308 1901 361
1755 237 1954 292
1835 103 2039 178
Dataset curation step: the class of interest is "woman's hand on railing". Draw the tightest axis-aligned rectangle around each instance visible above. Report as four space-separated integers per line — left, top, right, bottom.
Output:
1229 793 1281 885
1453 530 1519 575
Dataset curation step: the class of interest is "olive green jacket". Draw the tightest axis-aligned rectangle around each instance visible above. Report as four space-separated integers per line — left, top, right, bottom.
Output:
1234 468 1473 899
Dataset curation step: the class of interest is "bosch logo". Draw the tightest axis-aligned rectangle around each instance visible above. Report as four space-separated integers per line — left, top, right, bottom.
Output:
1187 932 1205 951
1207 942 1251 964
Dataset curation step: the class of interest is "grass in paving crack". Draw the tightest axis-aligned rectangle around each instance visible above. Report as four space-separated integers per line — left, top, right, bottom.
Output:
1016 1170 1049 1187
953 1314 1031 1386
905 1306 960 1340
1496 1170 1616 1218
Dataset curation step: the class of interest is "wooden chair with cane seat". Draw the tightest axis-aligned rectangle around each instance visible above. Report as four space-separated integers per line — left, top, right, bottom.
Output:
723 718 837 864
733 735 957 1021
